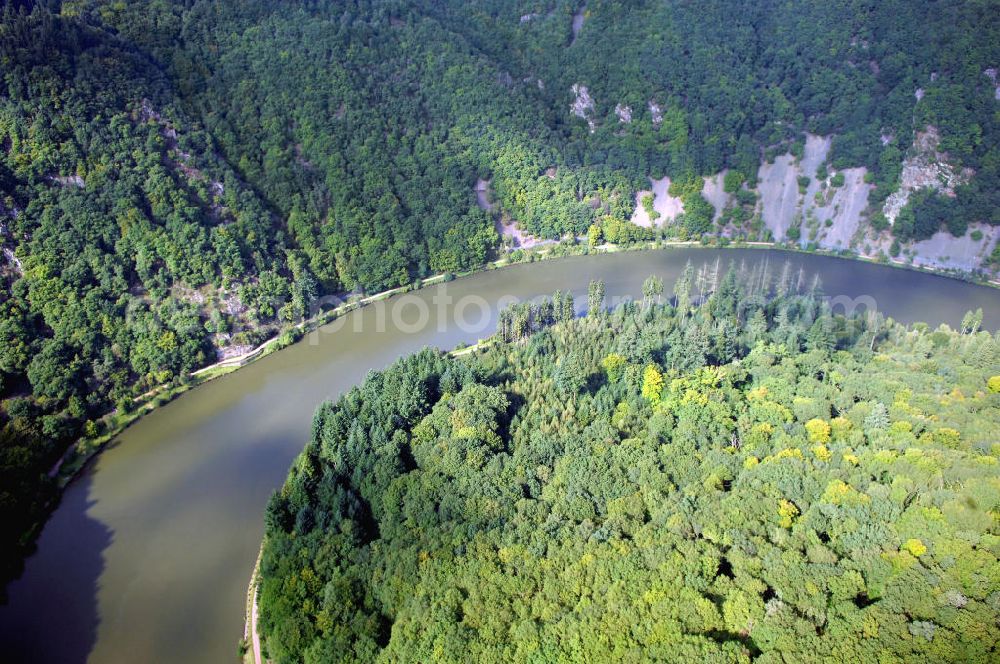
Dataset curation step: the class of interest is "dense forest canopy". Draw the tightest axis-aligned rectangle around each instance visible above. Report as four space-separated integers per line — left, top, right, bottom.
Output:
1 0 999 592
259 268 1000 662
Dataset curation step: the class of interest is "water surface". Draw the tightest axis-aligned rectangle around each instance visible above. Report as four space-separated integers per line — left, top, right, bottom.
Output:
2 249 998 663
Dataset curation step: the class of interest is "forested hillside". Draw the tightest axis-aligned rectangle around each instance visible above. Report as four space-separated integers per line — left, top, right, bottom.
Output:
259 269 1000 662
2 0 999 592
0 2 295 584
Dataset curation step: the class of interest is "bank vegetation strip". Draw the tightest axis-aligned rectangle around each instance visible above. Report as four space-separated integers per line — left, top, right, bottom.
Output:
50 238 1000 490
242 543 263 664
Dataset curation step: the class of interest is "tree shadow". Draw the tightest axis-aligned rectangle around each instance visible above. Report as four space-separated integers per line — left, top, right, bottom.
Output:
0 468 111 664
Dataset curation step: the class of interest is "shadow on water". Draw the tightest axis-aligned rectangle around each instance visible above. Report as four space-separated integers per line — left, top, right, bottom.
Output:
0 249 998 663
0 468 111 664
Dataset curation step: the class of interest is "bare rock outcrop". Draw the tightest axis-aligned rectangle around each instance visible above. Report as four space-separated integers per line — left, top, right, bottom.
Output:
571 6 586 44
630 177 684 227
1 247 23 277
614 104 632 124
908 225 1000 271
701 172 730 222
648 101 663 127
882 126 973 225
756 134 871 249
50 174 84 188
570 84 596 133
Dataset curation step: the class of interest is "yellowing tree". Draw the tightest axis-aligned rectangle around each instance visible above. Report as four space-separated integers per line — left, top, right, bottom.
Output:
812 444 832 462
934 427 961 448
601 353 627 382
778 499 799 528
641 364 664 402
903 538 927 557
805 418 831 444
587 223 602 247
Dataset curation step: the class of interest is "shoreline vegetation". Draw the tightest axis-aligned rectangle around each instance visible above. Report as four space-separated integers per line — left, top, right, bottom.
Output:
19 236 998 619
241 543 263 664
3 3 998 658
230 238 999 659
49 237 1000 493
252 276 1000 661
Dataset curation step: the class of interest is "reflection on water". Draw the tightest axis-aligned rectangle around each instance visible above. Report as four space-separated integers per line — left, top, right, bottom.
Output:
0 469 110 664
1 249 997 663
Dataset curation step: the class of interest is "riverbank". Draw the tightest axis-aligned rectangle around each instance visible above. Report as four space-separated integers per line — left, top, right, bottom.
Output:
49 236 999 490
238 239 1000 658
11 243 1000 664
238 336 500 661
242 543 263 664
47 279 448 488
531 235 1000 288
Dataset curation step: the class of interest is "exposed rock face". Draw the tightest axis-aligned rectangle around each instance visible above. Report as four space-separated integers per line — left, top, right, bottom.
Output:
757 154 801 240
570 84 594 117
138 97 227 211
648 101 663 127
623 124 993 274
614 104 632 123
50 174 84 188
630 177 684 227
1 211 18 277
701 172 730 222
215 341 254 362
174 285 206 305
139 99 179 142
570 84 596 133
755 134 871 249
984 68 1000 98
474 178 551 249
2 247 23 277
474 178 494 212
138 98 163 123
571 5 586 44
222 291 246 316
882 126 973 225
908 224 1000 271
807 167 870 249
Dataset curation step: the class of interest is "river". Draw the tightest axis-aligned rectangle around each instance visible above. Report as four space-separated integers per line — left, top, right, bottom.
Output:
1 249 998 663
